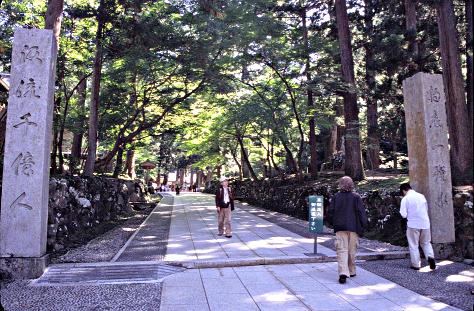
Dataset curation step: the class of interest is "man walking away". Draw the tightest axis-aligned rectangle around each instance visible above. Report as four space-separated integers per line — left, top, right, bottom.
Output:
215 176 235 238
329 176 368 284
400 183 436 271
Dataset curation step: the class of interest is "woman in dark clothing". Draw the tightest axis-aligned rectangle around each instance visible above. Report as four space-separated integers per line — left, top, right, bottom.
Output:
329 176 367 284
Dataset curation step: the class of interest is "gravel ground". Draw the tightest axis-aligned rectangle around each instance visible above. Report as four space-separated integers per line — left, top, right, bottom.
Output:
52 207 154 264
359 258 474 311
0 281 162 311
236 201 407 253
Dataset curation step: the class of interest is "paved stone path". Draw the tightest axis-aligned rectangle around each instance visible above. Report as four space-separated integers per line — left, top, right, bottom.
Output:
113 194 174 262
164 193 334 263
157 193 463 311
1 192 466 310
161 262 461 311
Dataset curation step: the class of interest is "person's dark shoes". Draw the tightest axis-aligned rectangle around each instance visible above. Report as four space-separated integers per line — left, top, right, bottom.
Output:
225 235 232 238
428 257 436 270
350 274 356 277
338 275 347 284
218 233 223 236
410 266 420 271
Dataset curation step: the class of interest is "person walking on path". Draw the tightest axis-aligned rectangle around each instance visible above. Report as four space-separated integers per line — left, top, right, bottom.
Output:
329 176 367 284
215 176 235 238
399 183 436 271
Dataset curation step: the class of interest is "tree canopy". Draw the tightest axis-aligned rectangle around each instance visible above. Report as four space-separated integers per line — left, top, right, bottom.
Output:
0 0 472 185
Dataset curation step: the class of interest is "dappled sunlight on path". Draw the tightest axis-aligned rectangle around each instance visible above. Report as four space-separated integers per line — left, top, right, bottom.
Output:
163 193 334 262
160 261 461 311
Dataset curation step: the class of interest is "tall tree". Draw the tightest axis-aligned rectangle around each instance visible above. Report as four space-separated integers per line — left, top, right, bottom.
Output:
404 0 420 73
301 7 318 178
334 0 365 180
70 78 87 173
436 0 473 185
466 0 473 130
84 0 106 176
45 0 64 49
364 0 379 170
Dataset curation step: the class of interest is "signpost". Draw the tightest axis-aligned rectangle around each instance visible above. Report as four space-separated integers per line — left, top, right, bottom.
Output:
305 195 325 257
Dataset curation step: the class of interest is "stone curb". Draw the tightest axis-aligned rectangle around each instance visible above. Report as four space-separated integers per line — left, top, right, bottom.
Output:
164 251 410 269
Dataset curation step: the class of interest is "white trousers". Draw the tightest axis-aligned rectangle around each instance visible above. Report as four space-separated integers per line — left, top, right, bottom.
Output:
406 227 434 268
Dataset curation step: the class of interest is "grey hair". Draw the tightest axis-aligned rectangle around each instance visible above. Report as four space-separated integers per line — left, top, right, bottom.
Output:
338 176 354 192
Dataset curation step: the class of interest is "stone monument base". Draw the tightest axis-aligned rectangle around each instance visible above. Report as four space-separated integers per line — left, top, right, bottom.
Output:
432 243 456 260
0 254 49 279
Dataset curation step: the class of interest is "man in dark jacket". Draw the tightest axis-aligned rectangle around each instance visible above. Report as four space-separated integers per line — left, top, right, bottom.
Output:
215 176 235 238
329 176 367 284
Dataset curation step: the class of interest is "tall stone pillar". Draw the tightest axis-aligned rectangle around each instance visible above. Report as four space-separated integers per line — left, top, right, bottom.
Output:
0 29 57 278
402 72 455 256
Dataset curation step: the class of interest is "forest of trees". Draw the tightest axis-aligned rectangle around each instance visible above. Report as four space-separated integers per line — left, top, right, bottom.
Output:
0 0 472 185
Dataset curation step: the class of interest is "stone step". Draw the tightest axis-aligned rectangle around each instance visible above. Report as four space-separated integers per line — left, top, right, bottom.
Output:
32 262 185 286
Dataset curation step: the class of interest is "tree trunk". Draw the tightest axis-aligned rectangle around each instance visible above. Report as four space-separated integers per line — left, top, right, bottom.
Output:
392 131 398 170
190 169 194 187
364 0 380 170
404 0 420 73
269 137 282 173
230 145 243 180
70 78 87 173
366 100 379 170
328 124 338 158
50 97 61 175
179 168 185 185
58 86 72 174
335 99 345 152
112 146 123 178
237 135 258 181
335 0 365 181
163 173 169 185
83 0 105 177
125 148 136 179
436 0 474 185
466 0 473 131
45 0 64 49
301 8 318 179
206 167 213 187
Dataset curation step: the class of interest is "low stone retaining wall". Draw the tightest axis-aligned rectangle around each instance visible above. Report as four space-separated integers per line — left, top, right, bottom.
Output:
1 176 146 254
47 176 146 252
206 179 473 259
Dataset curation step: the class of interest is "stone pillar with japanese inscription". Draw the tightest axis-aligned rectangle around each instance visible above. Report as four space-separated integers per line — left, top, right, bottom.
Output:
0 29 57 277
402 72 455 255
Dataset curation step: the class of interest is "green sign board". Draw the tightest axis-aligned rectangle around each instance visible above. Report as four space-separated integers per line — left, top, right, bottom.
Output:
308 195 324 233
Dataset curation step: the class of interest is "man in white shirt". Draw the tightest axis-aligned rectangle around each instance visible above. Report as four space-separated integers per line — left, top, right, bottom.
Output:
400 183 436 270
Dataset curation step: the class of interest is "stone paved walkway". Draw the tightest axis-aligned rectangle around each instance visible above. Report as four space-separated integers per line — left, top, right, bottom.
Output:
157 193 463 311
164 193 334 263
161 262 461 311
1 192 467 311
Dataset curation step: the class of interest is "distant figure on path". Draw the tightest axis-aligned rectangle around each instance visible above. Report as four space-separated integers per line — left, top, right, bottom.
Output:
215 176 235 238
329 176 367 284
175 184 180 195
399 183 436 271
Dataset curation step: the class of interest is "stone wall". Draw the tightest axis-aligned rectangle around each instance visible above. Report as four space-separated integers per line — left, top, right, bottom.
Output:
1 176 145 253
207 179 473 259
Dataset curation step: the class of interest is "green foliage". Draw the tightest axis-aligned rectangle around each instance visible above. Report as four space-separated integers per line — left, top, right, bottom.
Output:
0 0 469 180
